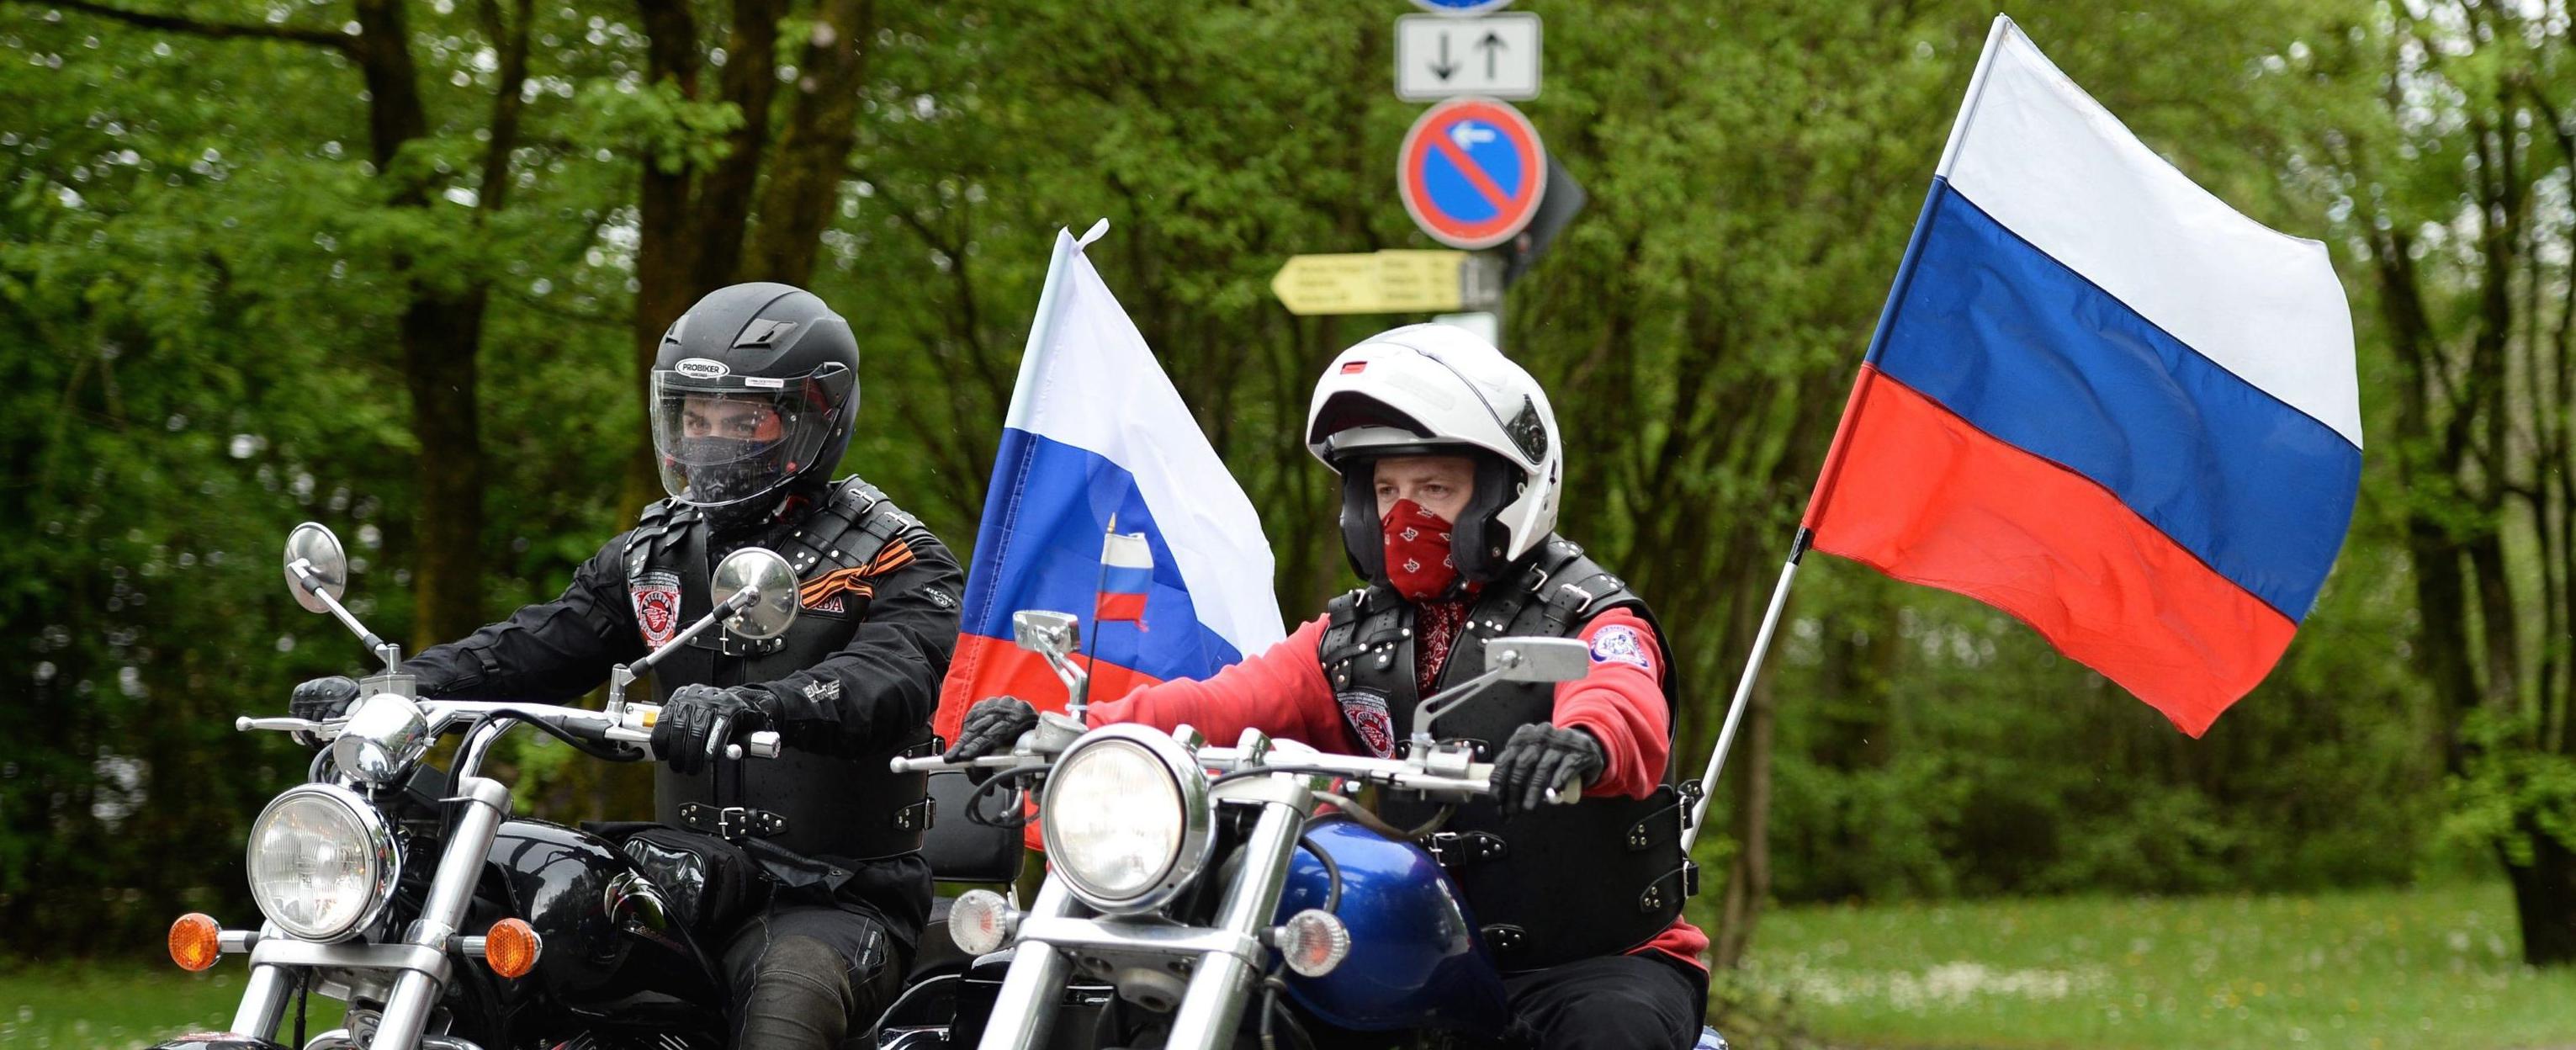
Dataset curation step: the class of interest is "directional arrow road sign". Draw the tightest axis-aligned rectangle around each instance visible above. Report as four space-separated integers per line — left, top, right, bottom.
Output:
1270 250 1498 316
1396 13 1540 101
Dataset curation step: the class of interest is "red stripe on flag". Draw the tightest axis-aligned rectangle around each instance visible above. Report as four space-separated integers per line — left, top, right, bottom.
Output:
1095 591 1148 623
932 633 1167 744
1806 367 2296 736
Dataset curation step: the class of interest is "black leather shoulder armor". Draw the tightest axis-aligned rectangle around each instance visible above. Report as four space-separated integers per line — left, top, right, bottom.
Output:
769 478 912 581
623 498 697 574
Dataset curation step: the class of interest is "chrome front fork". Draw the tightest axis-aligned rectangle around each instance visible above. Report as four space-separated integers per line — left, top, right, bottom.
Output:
974 785 1312 1050
977 880 1080 1050
230 720 520 1050
369 773 509 1049
1163 792 1304 1048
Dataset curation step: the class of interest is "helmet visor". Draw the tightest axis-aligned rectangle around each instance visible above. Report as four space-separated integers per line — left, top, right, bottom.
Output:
649 367 843 508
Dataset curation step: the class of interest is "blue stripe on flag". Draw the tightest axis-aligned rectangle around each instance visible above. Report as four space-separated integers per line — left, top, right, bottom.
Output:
1100 565 1153 595
1873 180 2361 620
957 427 1247 681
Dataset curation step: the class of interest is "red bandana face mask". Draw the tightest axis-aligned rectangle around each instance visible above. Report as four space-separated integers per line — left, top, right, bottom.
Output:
1381 499 1466 602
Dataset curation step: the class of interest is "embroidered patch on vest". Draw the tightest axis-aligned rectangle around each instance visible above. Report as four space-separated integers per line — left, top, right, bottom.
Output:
1337 688 1397 759
631 570 682 649
1589 624 1654 673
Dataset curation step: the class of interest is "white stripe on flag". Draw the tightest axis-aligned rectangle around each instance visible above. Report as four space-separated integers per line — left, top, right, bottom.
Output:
1101 531 1153 571
1940 17 2361 448
1002 229 1286 659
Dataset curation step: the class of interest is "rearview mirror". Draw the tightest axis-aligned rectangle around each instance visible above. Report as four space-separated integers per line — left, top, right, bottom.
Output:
1013 610 1081 660
711 547 798 640
1413 635 1596 747
282 522 348 614
1481 637 1592 684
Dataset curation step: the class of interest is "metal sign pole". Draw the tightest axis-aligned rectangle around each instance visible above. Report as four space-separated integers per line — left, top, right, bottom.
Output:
1680 528 1811 853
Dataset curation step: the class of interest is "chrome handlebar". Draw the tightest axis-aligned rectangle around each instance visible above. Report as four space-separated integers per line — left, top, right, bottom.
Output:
890 733 1550 804
236 699 784 761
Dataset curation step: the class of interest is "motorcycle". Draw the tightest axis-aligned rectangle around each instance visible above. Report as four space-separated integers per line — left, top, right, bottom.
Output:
153 522 804 1050
869 611 1732 1050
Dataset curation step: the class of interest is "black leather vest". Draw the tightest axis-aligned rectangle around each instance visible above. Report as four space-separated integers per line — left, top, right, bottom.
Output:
623 478 936 862
1317 536 1696 972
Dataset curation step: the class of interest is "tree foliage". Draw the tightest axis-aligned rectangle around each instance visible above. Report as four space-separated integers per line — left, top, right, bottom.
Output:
0 0 2562 968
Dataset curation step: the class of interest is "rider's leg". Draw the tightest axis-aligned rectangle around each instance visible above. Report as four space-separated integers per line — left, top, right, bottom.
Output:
722 903 905 1049
1502 951 1708 1049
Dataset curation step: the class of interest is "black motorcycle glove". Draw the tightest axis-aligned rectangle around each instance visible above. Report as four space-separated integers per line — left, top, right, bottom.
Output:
944 697 1039 782
289 676 363 722
652 684 775 776
1491 723 1605 817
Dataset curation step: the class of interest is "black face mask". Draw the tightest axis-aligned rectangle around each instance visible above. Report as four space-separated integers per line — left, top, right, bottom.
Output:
675 436 785 504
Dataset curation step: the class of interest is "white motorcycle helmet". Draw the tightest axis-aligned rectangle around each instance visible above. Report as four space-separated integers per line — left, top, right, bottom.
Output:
1305 324 1563 586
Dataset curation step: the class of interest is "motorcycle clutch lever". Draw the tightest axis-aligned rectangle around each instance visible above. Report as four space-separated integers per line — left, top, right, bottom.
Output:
236 715 340 734
888 752 1045 775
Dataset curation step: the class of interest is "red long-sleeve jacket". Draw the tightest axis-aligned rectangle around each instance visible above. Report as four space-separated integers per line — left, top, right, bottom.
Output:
1086 608 1709 972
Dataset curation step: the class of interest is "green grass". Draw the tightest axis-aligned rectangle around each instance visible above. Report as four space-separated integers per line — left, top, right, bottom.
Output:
1735 882 2576 1050
7 884 2573 1049
0 964 350 1049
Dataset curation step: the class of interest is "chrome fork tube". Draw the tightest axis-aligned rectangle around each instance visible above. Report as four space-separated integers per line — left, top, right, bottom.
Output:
975 878 1079 1050
228 923 291 1039
368 770 512 1049
1165 792 1307 1050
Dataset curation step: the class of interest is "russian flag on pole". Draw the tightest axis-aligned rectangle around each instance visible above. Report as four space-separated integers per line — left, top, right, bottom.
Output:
1095 529 1153 623
1803 17 2361 737
933 223 1288 742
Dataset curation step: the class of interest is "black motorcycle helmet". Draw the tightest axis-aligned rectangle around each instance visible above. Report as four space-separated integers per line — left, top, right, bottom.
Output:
649 283 861 534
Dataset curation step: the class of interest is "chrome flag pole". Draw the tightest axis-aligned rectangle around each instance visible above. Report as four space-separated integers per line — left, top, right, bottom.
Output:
1681 529 1805 854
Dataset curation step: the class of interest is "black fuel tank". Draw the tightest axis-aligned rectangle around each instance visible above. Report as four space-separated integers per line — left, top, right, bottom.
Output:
469 817 726 1014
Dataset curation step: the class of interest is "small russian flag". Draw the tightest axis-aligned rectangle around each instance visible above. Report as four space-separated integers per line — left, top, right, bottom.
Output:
1095 529 1153 624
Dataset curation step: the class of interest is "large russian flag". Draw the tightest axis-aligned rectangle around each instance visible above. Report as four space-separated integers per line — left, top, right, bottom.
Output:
1804 18 2361 737
934 224 1289 743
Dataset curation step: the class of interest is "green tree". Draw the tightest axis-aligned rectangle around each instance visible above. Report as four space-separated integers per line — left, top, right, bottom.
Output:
0 0 2485 974
2292 0 2576 966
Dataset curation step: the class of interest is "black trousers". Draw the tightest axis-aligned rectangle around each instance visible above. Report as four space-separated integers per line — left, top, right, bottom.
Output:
1502 951 1708 1049
719 903 905 1048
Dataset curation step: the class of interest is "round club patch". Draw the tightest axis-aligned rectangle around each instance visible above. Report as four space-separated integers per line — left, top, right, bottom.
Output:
632 570 682 649
1337 689 1397 759
1589 623 1654 674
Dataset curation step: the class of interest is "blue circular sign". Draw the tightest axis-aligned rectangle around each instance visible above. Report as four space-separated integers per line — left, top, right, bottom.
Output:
1397 98 1546 250
1408 0 1515 14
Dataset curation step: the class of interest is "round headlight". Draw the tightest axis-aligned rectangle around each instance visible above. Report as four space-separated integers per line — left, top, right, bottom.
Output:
246 783 399 942
1041 726 1213 914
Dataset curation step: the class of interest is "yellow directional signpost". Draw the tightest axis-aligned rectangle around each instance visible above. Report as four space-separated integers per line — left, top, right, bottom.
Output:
1269 249 1493 316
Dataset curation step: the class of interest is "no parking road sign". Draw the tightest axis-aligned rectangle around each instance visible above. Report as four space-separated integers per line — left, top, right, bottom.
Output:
1397 98 1546 251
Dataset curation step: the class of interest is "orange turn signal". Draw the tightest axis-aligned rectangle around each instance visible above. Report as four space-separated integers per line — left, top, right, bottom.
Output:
169 913 222 972
485 918 542 978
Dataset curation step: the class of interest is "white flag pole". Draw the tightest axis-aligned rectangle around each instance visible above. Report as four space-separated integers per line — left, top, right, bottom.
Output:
1679 17 2015 855
998 220 1110 427
1933 15 2013 179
